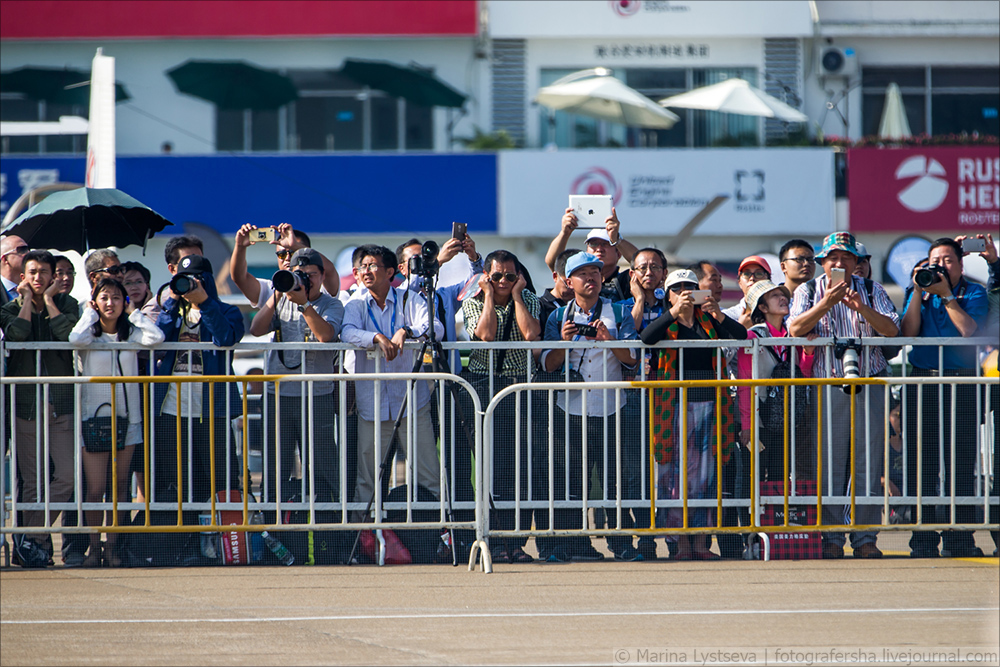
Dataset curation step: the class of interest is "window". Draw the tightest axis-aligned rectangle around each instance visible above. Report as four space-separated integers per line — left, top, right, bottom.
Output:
862 66 999 137
0 95 86 155
215 68 435 153
539 67 761 149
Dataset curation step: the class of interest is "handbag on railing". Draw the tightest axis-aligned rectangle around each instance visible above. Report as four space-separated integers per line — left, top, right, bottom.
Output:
81 353 129 452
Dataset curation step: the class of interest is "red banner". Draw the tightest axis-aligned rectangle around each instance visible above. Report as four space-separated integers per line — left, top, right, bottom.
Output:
847 146 999 233
0 1 477 39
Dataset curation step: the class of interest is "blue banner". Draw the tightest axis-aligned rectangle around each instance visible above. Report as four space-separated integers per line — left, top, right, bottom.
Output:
1 153 497 235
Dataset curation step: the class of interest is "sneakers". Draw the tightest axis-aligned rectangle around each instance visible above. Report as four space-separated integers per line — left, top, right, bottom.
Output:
822 542 845 559
942 546 984 558
852 543 883 559
637 540 658 561
572 541 606 562
543 549 571 563
63 551 87 568
12 536 50 569
910 547 940 559
613 546 645 562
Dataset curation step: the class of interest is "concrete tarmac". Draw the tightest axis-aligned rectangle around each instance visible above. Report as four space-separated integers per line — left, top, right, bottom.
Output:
1 536 998 666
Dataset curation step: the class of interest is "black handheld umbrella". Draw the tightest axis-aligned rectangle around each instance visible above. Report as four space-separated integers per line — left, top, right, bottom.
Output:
340 58 466 108
167 60 298 110
0 66 131 106
1 187 173 255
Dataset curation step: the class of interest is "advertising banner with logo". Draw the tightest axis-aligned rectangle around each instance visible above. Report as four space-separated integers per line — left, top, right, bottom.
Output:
489 0 812 38
0 154 496 236
847 147 1000 233
498 149 834 237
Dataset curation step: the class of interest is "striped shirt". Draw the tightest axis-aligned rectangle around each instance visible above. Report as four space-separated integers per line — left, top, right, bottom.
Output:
788 274 899 378
462 289 540 377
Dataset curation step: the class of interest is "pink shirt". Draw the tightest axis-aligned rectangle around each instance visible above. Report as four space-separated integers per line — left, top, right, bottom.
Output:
736 320 815 429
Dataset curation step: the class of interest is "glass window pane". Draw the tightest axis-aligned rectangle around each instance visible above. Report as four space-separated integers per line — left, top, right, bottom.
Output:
862 67 925 88
0 97 41 153
405 102 433 150
216 109 245 151
932 93 1000 135
932 67 1000 88
691 69 759 146
42 102 75 153
251 109 279 151
862 92 926 136
371 96 398 150
294 98 327 151
327 98 364 151
625 68 687 92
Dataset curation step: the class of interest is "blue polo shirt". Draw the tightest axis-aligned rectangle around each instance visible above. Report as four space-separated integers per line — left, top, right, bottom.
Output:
904 279 988 370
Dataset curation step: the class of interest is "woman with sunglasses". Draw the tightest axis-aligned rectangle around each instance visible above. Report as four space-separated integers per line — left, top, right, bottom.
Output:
69 278 164 566
461 250 541 564
640 269 747 560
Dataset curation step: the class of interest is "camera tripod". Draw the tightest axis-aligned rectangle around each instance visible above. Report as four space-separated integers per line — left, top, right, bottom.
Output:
347 271 482 567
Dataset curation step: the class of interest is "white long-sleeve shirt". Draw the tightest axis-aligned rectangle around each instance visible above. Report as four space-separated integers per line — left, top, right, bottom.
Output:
69 309 164 444
341 286 443 422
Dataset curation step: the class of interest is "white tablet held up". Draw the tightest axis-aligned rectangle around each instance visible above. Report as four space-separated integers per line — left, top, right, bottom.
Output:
569 194 612 229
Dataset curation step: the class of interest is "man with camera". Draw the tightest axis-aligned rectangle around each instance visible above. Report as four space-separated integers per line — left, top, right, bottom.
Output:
341 245 444 518
538 252 641 562
230 223 340 310
153 254 245 518
788 232 899 559
249 248 344 507
900 237 988 558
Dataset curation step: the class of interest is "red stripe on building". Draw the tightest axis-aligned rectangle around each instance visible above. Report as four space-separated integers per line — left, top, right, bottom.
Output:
1 0 478 39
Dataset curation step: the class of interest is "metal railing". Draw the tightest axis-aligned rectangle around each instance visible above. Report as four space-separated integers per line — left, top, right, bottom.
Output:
1 336 997 572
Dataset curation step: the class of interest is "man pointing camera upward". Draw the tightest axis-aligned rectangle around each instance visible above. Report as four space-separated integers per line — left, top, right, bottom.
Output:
787 232 899 560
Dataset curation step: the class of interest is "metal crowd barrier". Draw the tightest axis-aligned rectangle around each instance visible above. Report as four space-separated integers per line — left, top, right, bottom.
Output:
1 337 997 572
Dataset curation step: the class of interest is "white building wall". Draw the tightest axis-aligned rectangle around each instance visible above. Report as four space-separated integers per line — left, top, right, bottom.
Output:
0 37 486 155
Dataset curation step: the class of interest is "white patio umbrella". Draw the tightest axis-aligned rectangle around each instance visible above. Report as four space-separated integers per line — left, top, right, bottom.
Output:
534 68 679 129
878 82 912 140
658 77 808 122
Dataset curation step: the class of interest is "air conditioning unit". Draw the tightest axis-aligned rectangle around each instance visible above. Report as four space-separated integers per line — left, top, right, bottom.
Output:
818 46 858 79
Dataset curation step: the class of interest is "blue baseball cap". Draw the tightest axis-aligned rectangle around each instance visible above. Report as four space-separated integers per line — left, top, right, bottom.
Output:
564 252 603 277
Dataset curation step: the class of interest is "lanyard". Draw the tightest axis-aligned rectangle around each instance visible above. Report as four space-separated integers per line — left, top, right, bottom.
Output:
366 294 397 337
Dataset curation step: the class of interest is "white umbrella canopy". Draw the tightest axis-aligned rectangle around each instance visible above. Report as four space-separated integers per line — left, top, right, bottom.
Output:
534 69 679 129
878 82 912 140
659 77 808 122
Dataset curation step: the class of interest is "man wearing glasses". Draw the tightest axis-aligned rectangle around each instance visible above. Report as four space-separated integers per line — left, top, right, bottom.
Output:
1 235 30 306
722 255 772 328
230 223 340 310
249 248 344 520
341 245 444 519
778 239 816 296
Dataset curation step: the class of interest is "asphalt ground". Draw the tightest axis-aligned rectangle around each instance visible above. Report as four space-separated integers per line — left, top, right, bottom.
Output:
1 532 997 666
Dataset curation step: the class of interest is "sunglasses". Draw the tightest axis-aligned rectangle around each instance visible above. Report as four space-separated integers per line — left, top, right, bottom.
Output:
669 283 697 293
490 272 518 283
1 245 29 260
275 249 292 260
740 269 769 280
94 265 124 276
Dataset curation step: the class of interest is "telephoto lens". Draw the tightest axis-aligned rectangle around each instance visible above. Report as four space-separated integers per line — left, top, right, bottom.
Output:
169 274 195 295
272 269 310 293
841 347 861 394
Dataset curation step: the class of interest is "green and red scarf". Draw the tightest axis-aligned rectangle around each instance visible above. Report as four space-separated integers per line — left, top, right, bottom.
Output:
649 309 739 465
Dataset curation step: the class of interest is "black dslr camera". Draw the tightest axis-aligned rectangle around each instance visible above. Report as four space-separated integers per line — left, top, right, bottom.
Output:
914 264 948 288
169 273 197 296
272 269 311 294
407 240 440 279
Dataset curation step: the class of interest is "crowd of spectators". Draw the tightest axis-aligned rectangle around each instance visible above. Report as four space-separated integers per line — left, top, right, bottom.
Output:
0 216 997 567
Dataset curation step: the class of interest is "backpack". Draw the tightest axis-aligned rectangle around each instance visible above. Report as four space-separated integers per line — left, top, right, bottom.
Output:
801 277 902 362
751 325 814 433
